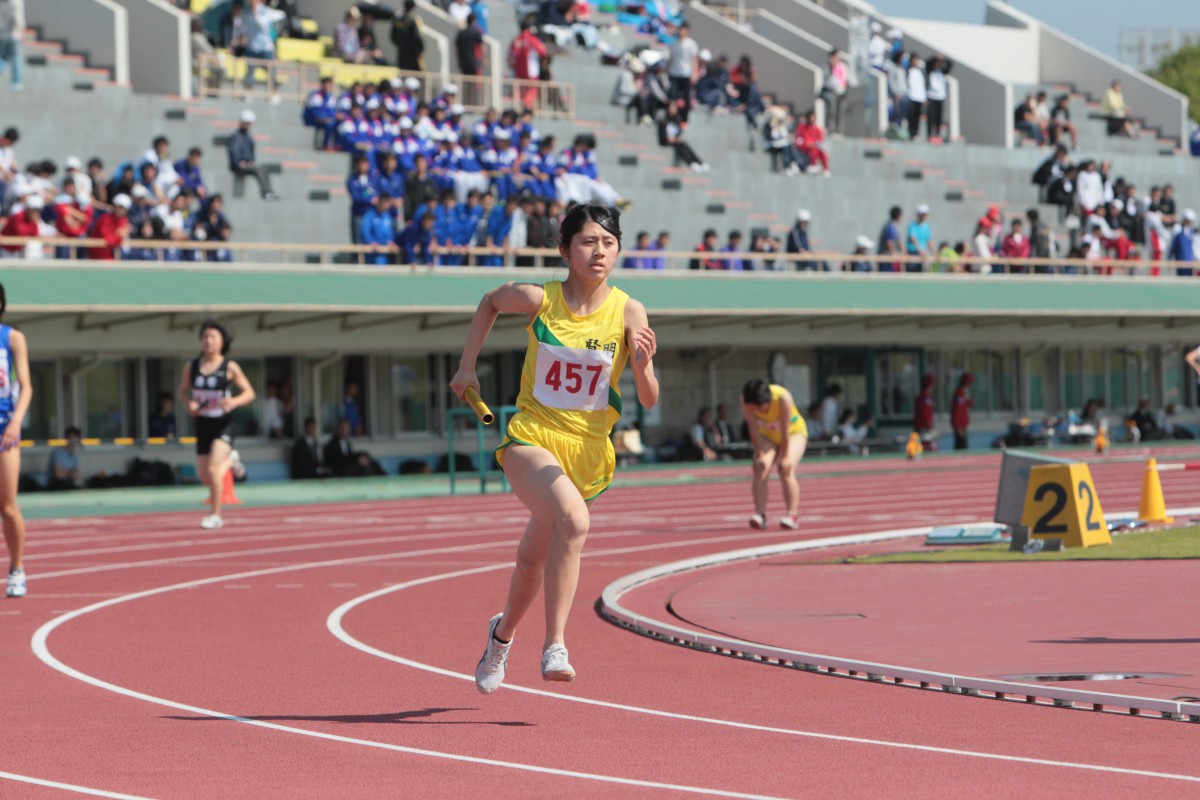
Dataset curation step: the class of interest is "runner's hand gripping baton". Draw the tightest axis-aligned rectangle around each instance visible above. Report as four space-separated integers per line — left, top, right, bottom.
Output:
464 387 495 425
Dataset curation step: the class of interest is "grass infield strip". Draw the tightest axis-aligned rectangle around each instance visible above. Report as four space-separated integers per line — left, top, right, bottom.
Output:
838 527 1200 564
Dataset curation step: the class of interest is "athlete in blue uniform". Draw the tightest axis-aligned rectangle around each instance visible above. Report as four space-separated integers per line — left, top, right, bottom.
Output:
0 284 31 598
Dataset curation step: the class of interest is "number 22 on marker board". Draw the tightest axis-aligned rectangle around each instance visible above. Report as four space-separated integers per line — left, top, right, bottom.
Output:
1021 463 1112 548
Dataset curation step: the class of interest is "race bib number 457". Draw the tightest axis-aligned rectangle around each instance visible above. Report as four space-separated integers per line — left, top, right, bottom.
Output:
533 342 612 412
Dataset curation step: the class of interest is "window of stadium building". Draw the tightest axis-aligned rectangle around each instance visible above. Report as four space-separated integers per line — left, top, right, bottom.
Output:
83 359 134 439
24 361 58 441
390 356 430 434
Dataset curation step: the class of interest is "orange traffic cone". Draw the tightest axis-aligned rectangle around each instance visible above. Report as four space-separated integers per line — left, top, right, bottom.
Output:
203 469 243 507
1137 458 1173 524
905 432 923 460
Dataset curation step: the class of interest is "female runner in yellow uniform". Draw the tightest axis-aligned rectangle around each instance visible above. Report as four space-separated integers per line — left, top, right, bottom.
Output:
740 378 807 530
451 204 659 693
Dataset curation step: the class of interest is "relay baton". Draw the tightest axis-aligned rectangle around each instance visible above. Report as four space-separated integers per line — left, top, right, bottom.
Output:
464 386 495 425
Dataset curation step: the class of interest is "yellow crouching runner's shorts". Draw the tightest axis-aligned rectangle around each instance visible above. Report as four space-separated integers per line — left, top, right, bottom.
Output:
496 414 616 502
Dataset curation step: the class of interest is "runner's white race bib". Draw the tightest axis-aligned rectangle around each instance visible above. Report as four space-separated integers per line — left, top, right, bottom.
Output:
532 342 612 412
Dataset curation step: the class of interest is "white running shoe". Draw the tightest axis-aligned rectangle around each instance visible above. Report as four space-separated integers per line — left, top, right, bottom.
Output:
475 613 512 694
229 450 246 480
780 515 800 530
748 513 766 530
6 568 26 598
200 514 224 530
541 643 575 682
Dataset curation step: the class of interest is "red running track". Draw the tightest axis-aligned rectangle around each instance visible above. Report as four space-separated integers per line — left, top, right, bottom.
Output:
3 452 1200 799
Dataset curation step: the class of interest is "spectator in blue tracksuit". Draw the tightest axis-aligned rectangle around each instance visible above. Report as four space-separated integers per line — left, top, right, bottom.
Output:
647 231 670 269
303 77 339 150
481 195 518 267
173 148 208 201
431 191 461 265
360 193 397 265
1191 125 1200 157
336 105 370 153
523 137 558 200
623 232 655 269
392 119 422 174
453 190 485 257
481 129 520 201
346 154 379 244
1168 209 1198 277
396 213 436 265
374 151 405 217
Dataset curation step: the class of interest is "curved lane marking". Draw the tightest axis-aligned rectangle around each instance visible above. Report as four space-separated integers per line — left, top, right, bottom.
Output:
327 533 1200 786
0 770 156 799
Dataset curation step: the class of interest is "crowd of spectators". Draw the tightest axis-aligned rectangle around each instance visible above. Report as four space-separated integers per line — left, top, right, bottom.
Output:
0 126 242 261
1031 145 1197 271
301 70 628 263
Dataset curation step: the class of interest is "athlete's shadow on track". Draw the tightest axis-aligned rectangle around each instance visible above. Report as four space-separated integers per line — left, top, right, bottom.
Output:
163 708 532 726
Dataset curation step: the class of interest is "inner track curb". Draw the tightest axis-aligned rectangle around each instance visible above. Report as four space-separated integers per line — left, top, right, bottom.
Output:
598 525 1200 724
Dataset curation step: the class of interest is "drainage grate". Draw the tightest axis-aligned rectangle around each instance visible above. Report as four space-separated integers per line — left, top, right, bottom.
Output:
999 672 1186 683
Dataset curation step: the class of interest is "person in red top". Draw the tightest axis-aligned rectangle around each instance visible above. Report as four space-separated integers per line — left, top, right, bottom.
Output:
508 17 547 111
689 228 724 269
951 373 974 450
54 188 95 258
794 110 830 175
0 194 43 256
88 194 132 261
999 218 1031 274
913 374 935 445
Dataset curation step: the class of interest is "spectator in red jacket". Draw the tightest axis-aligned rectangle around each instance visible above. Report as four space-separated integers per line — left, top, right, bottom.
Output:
508 16 547 111
951 373 974 450
0 193 44 258
54 184 95 258
88 194 132 260
689 228 724 270
794 110 830 176
999 218 1031 274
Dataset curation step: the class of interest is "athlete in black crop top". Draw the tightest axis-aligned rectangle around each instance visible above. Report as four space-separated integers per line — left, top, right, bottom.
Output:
177 320 256 530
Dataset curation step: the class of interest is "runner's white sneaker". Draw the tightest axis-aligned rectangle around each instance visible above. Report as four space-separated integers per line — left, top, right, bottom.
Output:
475 613 512 694
229 450 246 480
748 513 766 530
6 568 25 598
541 644 575 682
200 514 223 530
779 515 800 530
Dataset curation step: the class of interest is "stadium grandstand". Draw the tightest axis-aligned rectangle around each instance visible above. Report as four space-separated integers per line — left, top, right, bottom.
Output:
1 0 1199 487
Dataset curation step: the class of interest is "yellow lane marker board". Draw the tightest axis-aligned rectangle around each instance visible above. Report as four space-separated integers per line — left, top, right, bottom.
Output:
1021 463 1111 548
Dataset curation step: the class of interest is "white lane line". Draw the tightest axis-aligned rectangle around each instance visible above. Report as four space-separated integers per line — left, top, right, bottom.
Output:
0 770 157 799
25 544 787 800
326 543 1200 787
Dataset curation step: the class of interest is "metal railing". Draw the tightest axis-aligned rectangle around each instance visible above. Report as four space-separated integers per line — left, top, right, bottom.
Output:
194 54 576 118
2 236 1198 275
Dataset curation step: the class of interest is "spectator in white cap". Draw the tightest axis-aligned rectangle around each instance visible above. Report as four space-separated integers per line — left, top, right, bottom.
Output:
785 208 814 270
62 156 92 198
847 234 874 271
1168 208 1197 274
905 203 932 271
868 22 888 71
87 194 132 260
226 109 277 200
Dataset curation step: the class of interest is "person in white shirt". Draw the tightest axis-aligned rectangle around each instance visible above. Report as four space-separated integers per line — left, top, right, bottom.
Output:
970 219 993 273
905 55 926 140
1075 160 1105 215
666 23 699 124
925 54 950 142
819 383 842 434
62 156 92 199
447 0 471 27
868 22 888 71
